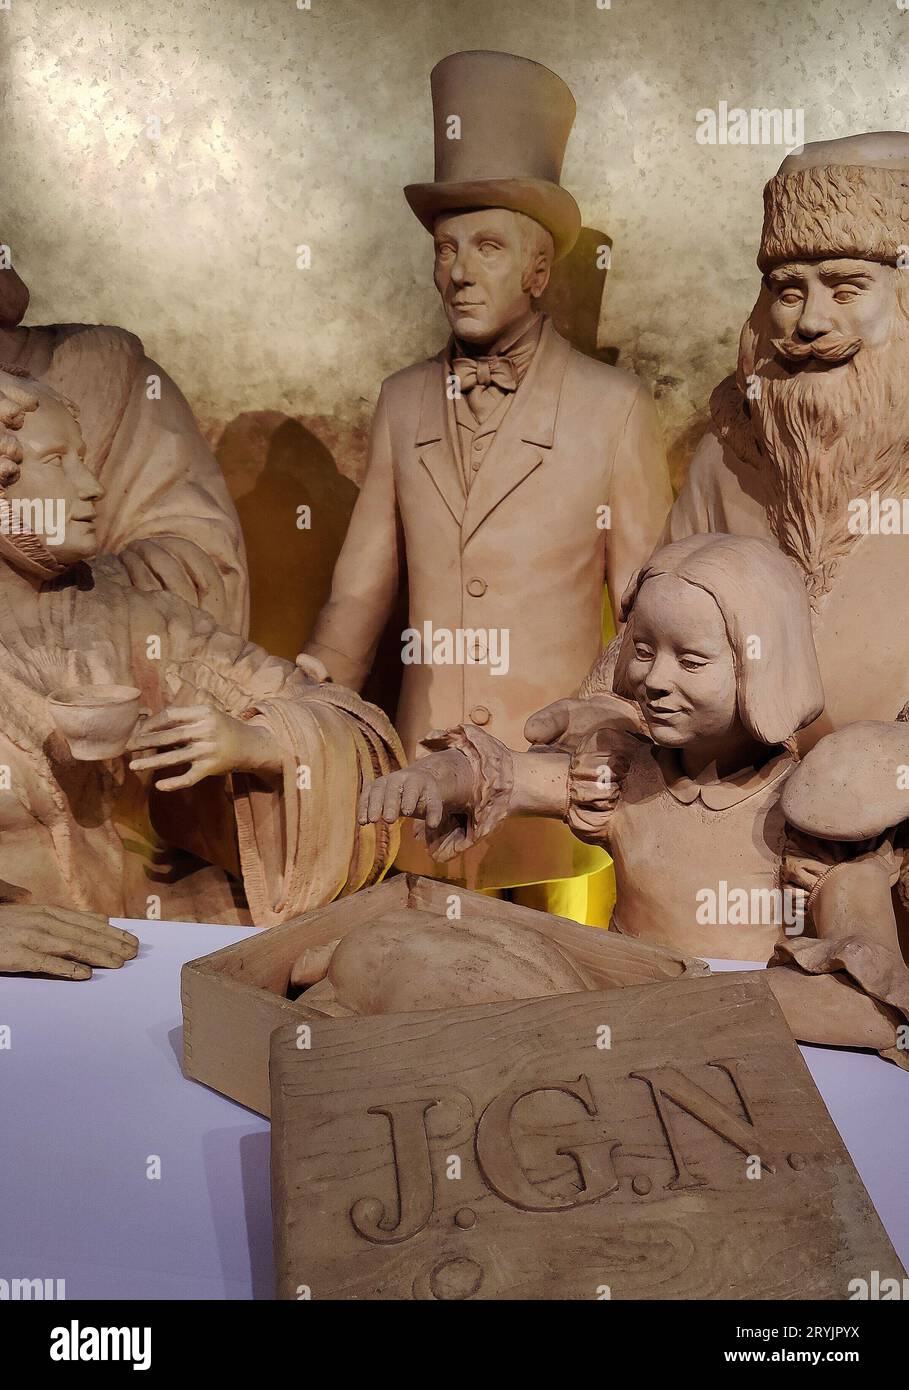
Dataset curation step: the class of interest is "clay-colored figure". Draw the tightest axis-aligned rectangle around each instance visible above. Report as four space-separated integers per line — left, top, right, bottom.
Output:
302 50 672 897
666 132 909 747
770 718 909 1066
0 260 248 630
291 908 597 1016
362 535 909 1065
0 365 402 980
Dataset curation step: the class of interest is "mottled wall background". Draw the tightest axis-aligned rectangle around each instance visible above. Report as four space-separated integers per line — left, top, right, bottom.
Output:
3 0 908 496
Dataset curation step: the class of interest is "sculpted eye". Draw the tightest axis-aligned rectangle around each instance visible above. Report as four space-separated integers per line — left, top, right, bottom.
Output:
679 656 708 671
777 288 804 306
633 644 653 661
833 287 860 302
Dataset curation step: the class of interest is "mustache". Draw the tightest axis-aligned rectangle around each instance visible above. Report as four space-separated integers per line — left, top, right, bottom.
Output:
770 333 863 364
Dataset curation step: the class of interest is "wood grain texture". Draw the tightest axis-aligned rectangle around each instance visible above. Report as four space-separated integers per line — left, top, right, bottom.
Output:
270 971 904 1300
182 874 706 1116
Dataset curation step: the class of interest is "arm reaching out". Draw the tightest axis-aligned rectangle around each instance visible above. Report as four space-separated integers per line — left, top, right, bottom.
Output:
358 751 475 830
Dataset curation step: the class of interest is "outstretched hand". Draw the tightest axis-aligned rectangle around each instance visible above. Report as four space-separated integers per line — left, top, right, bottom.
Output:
358 767 445 829
128 702 281 791
524 691 649 751
0 904 139 980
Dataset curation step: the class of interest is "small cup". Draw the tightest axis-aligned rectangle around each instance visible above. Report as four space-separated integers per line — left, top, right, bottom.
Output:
48 684 143 761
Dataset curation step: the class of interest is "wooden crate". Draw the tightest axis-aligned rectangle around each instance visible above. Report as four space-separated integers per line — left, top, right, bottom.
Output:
270 971 906 1301
181 873 708 1116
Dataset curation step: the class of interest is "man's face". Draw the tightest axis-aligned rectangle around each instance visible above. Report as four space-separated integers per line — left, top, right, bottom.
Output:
764 259 896 366
8 392 104 563
740 256 909 597
433 208 542 346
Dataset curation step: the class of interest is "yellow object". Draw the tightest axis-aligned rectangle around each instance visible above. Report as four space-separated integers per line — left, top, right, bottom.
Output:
509 863 616 927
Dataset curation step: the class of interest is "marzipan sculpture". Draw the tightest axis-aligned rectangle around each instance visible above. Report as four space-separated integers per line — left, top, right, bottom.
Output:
775 719 909 1066
0 248 248 631
0 365 401 980
302 50 672 901
362 534 909 1066
666 131 909 746
291 909 599 1016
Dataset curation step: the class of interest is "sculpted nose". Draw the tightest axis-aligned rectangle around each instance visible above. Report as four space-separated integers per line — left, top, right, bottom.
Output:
450 251 475 286
796 289 834 341
75 457 104 501
643 659 673 699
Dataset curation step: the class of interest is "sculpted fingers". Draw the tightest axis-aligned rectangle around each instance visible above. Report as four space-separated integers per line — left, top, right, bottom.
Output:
381 772 409 824
127 706 212 749
29 953 93 981
523 699 569 746
361 779 390 825
31 931 129 970
43 911 138 959
399 774 427 818
420 781 444 829
154 759 218 792
129 742 216 774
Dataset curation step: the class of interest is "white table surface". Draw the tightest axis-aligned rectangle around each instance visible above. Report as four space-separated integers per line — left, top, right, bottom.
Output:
0 924 905 1299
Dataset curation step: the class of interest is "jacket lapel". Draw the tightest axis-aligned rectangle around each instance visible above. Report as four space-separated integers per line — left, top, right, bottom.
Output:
415 355 466 525
461 319 571 545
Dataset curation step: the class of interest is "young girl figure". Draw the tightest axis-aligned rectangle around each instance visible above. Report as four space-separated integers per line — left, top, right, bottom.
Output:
361 534 909 1063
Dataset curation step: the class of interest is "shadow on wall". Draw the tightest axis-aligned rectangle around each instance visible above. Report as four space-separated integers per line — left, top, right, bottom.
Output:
216 412 359 660
217 227 615 667
539 227 616 364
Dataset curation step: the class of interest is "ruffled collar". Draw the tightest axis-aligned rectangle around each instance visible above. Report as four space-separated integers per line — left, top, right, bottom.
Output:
654 745 794 809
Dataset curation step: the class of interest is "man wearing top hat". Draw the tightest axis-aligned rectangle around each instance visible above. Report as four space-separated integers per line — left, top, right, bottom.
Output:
302 50 672 914
664 132 909 747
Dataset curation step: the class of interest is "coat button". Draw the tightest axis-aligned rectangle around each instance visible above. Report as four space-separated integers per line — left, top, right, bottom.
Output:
469 705 491 725
473 439 485 451
466 577 487 597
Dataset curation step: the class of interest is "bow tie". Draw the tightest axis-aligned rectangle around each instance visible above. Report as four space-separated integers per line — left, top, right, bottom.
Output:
451 356 519 395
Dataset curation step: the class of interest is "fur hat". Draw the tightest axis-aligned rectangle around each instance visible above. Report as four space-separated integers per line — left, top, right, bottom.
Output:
758 131 909 271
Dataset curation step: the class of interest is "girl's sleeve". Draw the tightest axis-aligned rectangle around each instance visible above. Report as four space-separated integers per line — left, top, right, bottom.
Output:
564 728 635 848
416 725 515 861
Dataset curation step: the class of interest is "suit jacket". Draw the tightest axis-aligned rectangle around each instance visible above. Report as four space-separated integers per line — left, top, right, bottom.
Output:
305 317 672 888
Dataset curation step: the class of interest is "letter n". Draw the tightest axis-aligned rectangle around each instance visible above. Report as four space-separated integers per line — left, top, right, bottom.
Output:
631 1059 777 1189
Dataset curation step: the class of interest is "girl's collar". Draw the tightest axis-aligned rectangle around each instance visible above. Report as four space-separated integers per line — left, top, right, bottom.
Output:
653 744 795 809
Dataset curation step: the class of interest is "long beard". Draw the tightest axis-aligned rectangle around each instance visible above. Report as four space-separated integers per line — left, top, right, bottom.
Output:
740 324 909 602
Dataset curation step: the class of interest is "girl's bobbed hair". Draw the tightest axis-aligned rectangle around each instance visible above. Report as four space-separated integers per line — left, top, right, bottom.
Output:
614 533 825 747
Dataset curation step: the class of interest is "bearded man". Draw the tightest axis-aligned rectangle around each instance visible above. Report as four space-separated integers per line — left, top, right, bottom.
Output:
0 239 248 632
666 132 909 745
302 51 671 917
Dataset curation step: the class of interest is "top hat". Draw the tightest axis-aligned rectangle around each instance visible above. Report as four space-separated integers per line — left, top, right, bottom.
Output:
404 50 582 262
